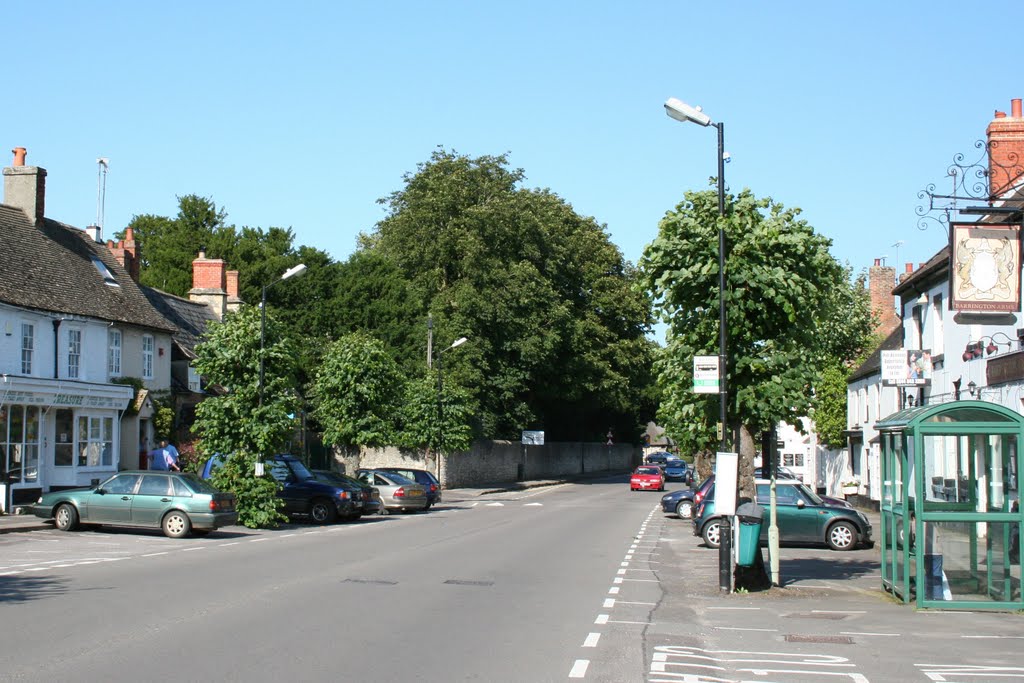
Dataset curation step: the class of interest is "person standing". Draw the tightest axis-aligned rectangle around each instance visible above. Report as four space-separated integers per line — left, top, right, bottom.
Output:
162 440 180 471
149 442 168 471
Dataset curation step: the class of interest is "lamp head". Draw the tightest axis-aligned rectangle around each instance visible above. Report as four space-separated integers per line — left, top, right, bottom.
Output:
450 336 468 349
664 97 712 126
281 263 307 281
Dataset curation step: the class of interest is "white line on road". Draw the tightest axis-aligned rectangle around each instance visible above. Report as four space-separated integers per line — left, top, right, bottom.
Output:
608 587 620 594
595 614 609 624
142 552 169 557
603 598 616 608
568 659 589 678
607 619 649 625
182 547 205 552
714 626 778 632
583 633 600 648
616 600 656 606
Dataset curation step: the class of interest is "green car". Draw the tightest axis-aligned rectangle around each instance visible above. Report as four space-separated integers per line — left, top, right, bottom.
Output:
693 479 872 551
31 471 238 538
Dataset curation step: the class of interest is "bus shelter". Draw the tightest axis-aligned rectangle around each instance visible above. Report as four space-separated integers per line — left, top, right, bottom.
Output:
875 401 1022 609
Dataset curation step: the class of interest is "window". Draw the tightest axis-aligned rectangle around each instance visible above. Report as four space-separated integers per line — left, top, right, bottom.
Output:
782 453 805 467
76 415 114 468
90 255 119 287
911 305 923 350
54 409 74 467
931 294 944 355
67 328 82 379
21 322 34 374
142 334 154 379
108 329 122 377
1 405 40 483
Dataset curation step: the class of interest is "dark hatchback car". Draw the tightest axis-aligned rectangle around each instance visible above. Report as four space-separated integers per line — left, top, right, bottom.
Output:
373 467 442 509
660 474 715 519
663 460 689 482
693 480 872 551
202 454 363 524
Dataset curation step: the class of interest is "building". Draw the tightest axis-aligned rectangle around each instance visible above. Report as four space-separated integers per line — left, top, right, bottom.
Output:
1 149 176 510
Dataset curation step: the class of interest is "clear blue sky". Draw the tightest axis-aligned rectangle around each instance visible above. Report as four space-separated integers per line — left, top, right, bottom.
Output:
9 2 1021 281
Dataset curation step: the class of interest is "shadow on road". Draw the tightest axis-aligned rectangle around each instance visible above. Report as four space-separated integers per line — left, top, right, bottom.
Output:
0 574 69 603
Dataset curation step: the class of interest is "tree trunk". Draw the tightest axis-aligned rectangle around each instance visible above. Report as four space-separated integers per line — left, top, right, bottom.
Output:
734 423 770 592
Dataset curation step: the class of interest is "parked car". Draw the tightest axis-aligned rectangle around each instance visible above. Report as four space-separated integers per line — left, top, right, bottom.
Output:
374 467 442 509
700 473 851 509
311 469 383 518
630 465 665 492
644 452 672 467
663 460 689 482
30 471 237 538
661 488 696 518
202 454 362 524
356 469 428 514
693 479 872 551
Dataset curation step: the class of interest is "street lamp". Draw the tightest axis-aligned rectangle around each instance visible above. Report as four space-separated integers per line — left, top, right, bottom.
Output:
436 336 468 476
259 263 307 406
665 96 731 591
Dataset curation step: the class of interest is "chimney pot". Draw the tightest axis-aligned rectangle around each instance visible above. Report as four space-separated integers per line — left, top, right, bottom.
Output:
11 147 26 166
873 258 881 266
1013 98 1023 118
905 263 913 273
995 110 1007 119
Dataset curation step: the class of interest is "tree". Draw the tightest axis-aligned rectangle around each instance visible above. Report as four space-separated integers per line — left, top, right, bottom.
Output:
191 306 301 528
368 149 656 441
395 374 475 454
310 332 406 448
641 186 856 486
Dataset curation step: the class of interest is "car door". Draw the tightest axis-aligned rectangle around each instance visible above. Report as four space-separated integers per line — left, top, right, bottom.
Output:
130 474 174 527
774 484 821 542
88 473 140 523
268 459 303 514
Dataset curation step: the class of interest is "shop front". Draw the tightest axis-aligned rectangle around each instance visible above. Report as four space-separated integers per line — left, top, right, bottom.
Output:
876 401 1023 609
1 376 132 511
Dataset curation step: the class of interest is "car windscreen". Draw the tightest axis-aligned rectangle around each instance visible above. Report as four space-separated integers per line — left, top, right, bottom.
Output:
381 472 416 485
286 458 315 480
636 467 661 475
796 483 824 506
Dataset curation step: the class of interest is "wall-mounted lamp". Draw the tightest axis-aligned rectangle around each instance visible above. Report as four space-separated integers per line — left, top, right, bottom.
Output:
905 393 916 407
963 333 1016 361
967 380 978 397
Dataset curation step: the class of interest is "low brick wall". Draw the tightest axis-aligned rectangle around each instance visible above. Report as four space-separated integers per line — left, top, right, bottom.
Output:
332 441 639 488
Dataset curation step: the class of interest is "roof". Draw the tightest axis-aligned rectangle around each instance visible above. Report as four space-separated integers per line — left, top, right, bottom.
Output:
140 286 219 358
892 246 949 296
0 205 174 332
848 325 904 383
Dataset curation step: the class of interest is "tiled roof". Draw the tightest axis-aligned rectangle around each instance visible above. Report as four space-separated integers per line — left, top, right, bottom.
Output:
892 246 949 296
0 204 174 332
140 286 218 358
848 325 904 382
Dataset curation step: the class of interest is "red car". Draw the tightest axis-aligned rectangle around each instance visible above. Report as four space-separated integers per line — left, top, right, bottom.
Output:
631 466 665 492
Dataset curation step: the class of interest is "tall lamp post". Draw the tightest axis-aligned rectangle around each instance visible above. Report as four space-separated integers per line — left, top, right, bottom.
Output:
665 96 732 592
436 336 468 478
259 263 307 406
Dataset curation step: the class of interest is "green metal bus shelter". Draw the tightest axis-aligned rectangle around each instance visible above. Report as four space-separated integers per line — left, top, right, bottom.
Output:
876 401 1023 609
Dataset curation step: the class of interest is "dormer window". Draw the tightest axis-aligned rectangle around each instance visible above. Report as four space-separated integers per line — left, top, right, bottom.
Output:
90 256 119 287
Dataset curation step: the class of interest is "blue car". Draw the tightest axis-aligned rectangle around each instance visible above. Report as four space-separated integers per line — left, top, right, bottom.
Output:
663 460 689 482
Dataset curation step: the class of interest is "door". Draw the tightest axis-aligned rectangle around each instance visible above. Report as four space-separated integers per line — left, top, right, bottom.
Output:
773 484 822 542
130 474 174 526
88 473 140 523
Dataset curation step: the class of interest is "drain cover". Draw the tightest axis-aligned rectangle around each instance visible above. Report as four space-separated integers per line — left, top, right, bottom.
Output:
785 635 854 644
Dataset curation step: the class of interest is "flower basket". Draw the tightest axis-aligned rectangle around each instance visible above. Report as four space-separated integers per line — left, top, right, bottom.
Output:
841 483 859 495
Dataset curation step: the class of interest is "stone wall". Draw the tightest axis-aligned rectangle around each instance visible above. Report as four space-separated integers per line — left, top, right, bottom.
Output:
332 440 639 488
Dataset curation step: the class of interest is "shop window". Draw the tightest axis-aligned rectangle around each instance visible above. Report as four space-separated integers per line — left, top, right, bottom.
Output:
76 415 114 468
2 405 40 483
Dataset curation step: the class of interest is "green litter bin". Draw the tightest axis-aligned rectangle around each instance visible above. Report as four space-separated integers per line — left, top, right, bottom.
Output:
735 502 765 567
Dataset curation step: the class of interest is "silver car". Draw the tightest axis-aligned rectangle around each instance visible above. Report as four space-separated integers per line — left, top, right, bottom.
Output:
356 469 428 514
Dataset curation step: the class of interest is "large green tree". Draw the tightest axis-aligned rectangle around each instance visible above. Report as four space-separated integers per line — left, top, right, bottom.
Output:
191 306 302 528
367 149 656 441
641 186 864 481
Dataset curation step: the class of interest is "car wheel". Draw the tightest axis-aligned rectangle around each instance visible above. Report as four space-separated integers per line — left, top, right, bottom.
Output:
676 500 693 519
54 503 79 532
702 519 722 548
310 498 337 524
162 511 192 539
827 521 858 551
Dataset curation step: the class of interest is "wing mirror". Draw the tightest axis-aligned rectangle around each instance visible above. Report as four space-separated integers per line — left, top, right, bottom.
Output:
796 499 805 508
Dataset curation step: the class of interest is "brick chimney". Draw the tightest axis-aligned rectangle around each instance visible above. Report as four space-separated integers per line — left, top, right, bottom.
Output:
898 262 914 283
106 227 140 282
225 270 242 314
2 147 46 225
868 258 899 336
189 250 228 320
986 98 1024 198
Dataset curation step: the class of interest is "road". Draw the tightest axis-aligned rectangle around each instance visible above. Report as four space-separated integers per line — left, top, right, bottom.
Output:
0 476 664 682
2 477 1024 683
